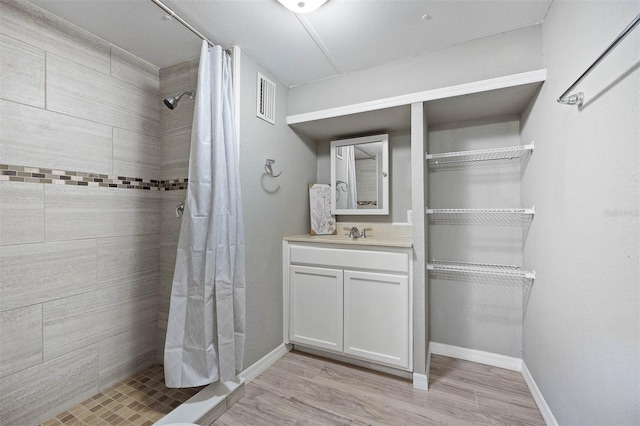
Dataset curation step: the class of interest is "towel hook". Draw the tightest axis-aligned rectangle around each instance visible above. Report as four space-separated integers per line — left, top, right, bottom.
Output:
264 159 282 177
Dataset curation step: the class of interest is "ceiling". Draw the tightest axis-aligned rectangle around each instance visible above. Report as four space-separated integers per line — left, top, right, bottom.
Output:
30 0 552 88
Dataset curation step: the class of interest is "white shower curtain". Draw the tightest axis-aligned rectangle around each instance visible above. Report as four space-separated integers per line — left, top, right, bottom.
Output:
164 41 245 388
344 146 358 209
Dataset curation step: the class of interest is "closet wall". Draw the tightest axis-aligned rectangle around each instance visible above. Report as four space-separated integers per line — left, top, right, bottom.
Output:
427 117 526 357
519 1 639 424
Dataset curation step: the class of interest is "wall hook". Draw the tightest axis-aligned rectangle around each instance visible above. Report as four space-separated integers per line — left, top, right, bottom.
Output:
265 159 282 177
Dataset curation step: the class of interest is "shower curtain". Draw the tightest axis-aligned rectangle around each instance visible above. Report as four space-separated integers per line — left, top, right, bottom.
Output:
344 146 358 209
164 41 245 388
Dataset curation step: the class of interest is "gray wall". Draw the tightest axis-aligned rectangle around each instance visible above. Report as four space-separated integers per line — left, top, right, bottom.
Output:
316 131 412 224
520 1 639 424
428 118 525 357
239 51 317 367
288 25 543 115
0 2 161 424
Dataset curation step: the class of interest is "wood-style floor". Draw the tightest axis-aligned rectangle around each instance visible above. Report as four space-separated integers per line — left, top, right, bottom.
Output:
214 351 545 425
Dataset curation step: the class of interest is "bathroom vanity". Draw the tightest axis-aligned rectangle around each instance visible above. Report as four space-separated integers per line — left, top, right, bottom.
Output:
282 234 413 372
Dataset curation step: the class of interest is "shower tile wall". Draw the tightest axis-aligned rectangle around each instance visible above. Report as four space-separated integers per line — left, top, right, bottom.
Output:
156 58 199 362
0 1 161 425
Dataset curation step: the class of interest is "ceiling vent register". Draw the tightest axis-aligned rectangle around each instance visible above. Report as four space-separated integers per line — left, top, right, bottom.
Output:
257 72 276 124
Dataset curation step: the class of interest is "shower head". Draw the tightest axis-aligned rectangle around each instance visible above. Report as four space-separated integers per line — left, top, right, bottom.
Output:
163 91 194 110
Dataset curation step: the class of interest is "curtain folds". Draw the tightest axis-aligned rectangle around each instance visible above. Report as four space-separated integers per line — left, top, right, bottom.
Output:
164 41 245 388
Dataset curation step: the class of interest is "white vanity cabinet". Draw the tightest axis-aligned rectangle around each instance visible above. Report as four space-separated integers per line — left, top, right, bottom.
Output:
343 270 410 368
289 265 343 353
283 240 413 371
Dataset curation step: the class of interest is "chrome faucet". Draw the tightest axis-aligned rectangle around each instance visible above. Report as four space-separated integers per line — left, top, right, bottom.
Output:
343 226 373 239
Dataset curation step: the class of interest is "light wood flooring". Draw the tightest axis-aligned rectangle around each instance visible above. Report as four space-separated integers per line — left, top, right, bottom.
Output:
214 351 545 425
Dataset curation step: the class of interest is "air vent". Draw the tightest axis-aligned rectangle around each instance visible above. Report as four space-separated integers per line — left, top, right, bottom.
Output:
256 72 276 124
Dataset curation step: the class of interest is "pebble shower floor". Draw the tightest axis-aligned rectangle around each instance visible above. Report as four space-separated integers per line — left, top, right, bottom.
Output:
39 365 204 425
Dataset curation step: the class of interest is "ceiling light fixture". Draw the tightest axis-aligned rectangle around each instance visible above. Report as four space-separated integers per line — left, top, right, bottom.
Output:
277 0 328 14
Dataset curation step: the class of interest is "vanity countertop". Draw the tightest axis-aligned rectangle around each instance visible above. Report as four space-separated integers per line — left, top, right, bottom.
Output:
283 234 413 248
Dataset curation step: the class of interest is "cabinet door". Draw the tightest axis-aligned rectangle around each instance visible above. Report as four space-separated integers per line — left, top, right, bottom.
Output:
289 265 343 353
344 270 410 369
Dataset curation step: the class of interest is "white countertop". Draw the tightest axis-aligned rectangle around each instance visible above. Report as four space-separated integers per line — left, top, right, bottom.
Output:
283 234 413 248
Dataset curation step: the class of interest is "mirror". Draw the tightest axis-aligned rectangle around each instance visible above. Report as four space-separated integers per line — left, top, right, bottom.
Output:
331 134 389 215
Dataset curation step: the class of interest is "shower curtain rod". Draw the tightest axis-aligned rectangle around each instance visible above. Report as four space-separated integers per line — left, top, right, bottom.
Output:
557 13 639 107
149 0 216 47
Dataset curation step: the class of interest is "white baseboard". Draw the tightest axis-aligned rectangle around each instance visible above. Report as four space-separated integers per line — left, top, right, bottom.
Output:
521 361 558 426
428 342 557 426
429 342 522 372
239 343 290 383
412 372 428 390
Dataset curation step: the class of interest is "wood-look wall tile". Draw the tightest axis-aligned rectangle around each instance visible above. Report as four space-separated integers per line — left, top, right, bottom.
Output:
157 242 177 360
0 33 45 107
110 45 159 95
113 128 160 180
0 240 97 312
156 325 168 365
45 185 160 241
47 54 159 137
97 234 160 288
98 323 157 391
159 61 190 98
160 190 186 243
0 345 98 426
0 305 42 378
0 99 112 175
161 120 192 179
43 278 158 360
160 92 194 135
0 1 110 74
0 181 44 246
160 60 194 179
189 57 200 89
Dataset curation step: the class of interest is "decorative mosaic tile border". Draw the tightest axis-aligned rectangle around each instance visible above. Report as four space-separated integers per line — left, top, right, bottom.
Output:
0 164 188 191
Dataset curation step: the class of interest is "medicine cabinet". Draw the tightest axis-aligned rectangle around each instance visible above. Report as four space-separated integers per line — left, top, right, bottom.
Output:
330 134 389 215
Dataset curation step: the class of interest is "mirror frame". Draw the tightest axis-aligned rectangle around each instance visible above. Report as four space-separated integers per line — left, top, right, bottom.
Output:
330 133 389 215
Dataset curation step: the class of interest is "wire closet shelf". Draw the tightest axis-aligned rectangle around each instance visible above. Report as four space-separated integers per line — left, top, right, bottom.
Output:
427 260 536 280
426 207 536 215
425 143 534 165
